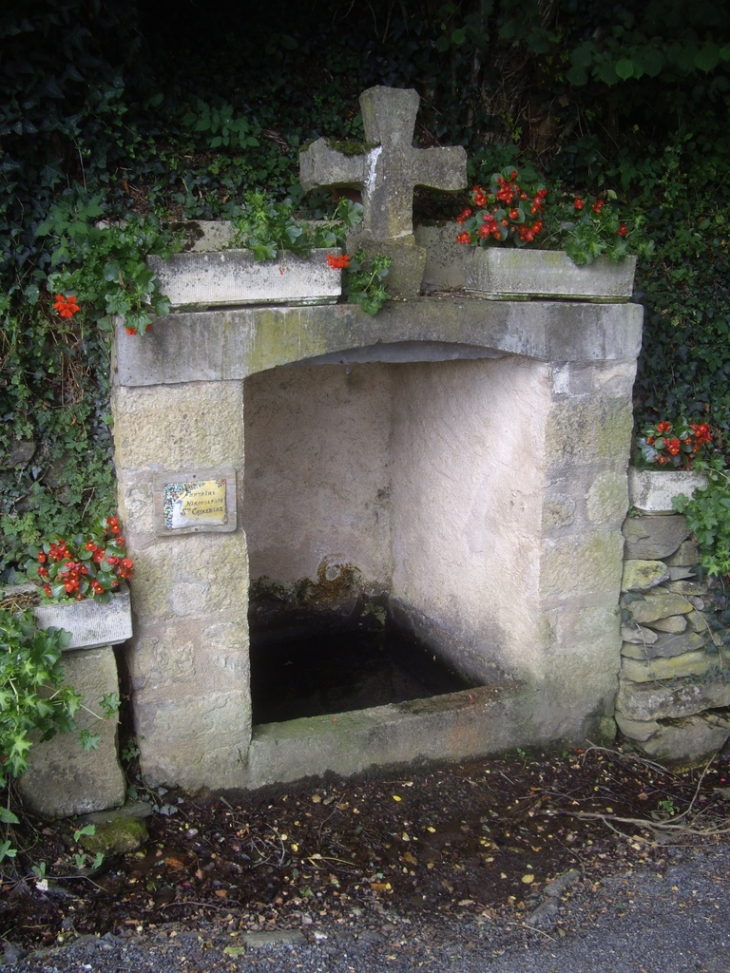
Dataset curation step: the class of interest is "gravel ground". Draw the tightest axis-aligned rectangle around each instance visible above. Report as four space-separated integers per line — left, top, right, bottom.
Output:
4 837 729 973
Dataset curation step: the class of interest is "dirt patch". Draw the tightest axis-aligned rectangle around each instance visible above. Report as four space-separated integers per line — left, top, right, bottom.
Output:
2 745 729 956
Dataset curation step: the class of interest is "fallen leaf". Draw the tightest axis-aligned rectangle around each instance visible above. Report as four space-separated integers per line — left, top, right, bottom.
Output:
215 890 228 898
521 874 534 884
223 946 246 956
404 851 418 866
311 795 322 804
402 832 410 841
392 795 402 802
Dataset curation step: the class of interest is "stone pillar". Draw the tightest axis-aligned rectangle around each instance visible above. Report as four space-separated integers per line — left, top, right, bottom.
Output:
536 359 638 740
112 380 250 790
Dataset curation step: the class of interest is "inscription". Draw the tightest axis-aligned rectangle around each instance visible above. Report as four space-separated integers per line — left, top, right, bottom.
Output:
163 479 227 530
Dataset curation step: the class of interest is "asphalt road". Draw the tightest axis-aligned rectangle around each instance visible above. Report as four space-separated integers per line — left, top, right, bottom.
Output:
5 838 728 973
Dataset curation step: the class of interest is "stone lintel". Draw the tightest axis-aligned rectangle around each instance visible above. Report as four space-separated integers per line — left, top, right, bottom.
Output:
114 299 644 388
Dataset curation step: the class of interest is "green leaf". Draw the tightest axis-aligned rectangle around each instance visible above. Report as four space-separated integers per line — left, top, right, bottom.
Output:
565 65 588 86
79 729 101 751
74 824 96 841
0 807 20 825
614 59 634 80
695 44 721 73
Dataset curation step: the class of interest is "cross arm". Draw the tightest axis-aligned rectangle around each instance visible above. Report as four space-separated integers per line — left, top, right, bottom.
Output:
300 138 367 191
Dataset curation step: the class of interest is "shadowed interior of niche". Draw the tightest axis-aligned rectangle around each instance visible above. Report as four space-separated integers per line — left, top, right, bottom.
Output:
248 593 478 725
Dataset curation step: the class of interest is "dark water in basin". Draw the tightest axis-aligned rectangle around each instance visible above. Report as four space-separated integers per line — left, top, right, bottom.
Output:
250 615 475 725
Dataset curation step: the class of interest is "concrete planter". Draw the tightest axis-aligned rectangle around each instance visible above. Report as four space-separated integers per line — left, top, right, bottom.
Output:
148 248 343 309
33 585 133 650
629 468 707 514
463 248 636 302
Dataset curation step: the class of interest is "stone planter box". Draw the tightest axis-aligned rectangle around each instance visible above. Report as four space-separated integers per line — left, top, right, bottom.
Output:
147 248 343 309
463 248 636 302
33 586 133 650
629 469 707 514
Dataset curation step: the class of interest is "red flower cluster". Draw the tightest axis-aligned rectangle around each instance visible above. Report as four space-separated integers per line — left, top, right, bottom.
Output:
33 515 133 602
638 420 713 470
455 171 548 248
53 294 80 319
327 253 350 270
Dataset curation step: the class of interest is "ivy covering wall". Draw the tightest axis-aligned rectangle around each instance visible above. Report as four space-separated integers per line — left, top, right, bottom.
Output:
1 0 729 581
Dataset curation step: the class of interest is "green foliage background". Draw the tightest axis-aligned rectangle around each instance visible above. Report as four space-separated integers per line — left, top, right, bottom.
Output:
1 0 729 580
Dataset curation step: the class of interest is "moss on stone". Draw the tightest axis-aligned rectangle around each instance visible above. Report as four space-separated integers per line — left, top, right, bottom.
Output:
80 817 148 856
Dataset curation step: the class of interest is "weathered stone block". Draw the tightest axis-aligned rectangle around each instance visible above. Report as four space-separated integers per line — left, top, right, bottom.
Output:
668 566 696 581
33 587 132 650
615 713 661 742
586 471 629 527
623 589 694 624
667 580 708 596
540 532 624 602
620 630 705 660
621 623 658 645
148 249 342 308
686 610 709 634
463 248 636 302
542 495 576 530
628 469 706 513
666 540 700 566
19 647 125 817
545 395 634 470
620 650 713 683
648 614 687 634
415 223 465 290
130 532 248 621
354 241 426 299
616 676 730 722
112 382 244 473
621 559 669 592
622 515 690 559
636 712 730 767
135 689 252 790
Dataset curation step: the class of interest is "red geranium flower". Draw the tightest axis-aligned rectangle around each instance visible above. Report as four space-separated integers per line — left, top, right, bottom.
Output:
53 294 80 319
326 253 350 270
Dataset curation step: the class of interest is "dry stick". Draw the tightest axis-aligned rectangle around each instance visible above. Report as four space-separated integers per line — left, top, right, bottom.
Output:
554 809 730 838
582 743 681 780
684 750 720 820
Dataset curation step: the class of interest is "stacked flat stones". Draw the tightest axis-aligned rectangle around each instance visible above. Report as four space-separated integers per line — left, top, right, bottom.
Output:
615 470 730 765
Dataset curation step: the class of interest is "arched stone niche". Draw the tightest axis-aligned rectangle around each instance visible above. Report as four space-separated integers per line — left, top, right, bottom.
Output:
112 296 642 790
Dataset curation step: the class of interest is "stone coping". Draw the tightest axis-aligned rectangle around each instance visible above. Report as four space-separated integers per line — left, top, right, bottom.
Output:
245 683 539 789
114 297 643 388
629 468 707 513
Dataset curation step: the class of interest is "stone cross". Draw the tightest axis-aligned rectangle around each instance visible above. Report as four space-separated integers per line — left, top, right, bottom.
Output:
300 86 467 247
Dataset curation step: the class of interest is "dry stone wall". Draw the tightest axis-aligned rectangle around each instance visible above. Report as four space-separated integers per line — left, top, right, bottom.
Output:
616 473 730 765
